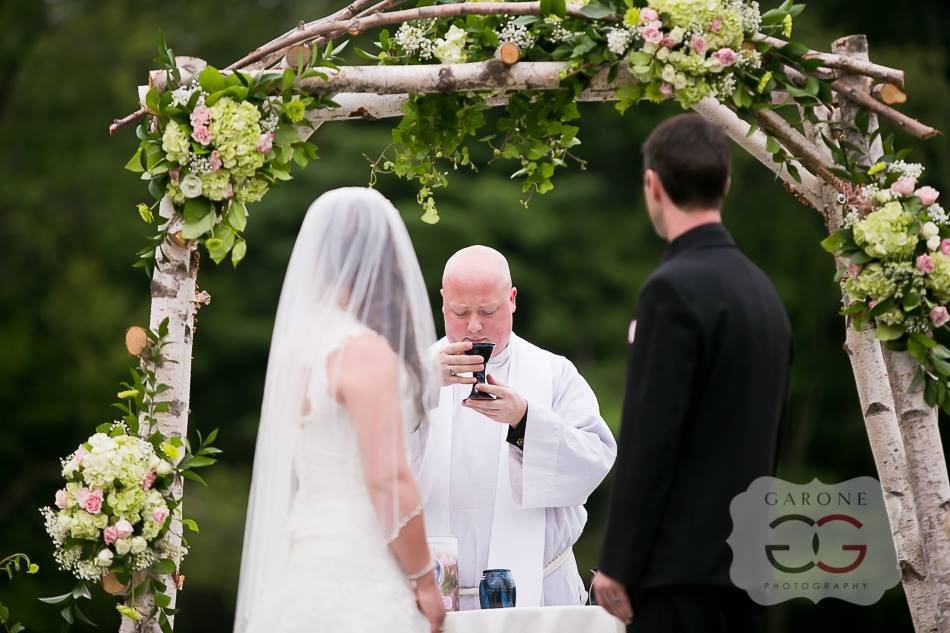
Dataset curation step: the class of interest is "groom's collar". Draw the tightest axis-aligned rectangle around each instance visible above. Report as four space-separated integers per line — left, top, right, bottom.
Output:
663 222 735 261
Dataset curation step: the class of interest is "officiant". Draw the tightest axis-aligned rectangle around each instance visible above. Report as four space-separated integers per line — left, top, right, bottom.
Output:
409 245 617 610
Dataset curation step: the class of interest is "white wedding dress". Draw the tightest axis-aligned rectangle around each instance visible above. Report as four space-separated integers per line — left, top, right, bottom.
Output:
243 317 428 633
234 188 438 633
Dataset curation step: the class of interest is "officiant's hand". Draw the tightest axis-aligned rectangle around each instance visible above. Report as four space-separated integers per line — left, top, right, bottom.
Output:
439 341 484 386
591 571 633 625
414 573 447 633
463 375 528 426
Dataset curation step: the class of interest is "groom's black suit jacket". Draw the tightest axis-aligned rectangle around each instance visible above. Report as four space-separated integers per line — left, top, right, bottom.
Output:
599 222 792 595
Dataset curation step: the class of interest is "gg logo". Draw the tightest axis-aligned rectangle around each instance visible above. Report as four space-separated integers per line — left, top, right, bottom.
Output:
765 514 868 574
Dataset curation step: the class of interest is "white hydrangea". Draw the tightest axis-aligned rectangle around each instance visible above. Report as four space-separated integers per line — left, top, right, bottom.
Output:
887 160 925 180
498 19 537 50
843 209 861 229
171 84 199 108
394 20 437 60
606 27 635 56
710 74 738 101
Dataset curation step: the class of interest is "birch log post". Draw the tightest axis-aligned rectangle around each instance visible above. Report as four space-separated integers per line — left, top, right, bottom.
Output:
119 208 203 633
830 34 950 632
803 35 936 632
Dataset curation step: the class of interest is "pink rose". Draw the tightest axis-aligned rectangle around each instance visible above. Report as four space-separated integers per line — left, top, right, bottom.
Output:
939 239 950 256
115 519 134 539
191 125 212 146
169 167 181 183
257 132 274 154
55 489 68 509
917 254 935 274
103 525 119 545
916 186 940 207
660 83 675 98
846 263 863 278
152 508 170 524
715 48 738 67
660 36 676 48
640 7 659 23
709 16 723 33
891 177 917 197
642 26 663 44
691 36 709 56
141 471 157 491
210 151 223 172
84 489 104 515
190 105 212 127
931 306 950 328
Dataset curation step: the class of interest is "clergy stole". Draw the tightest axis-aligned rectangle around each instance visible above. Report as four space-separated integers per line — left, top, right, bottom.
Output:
418 335 549 606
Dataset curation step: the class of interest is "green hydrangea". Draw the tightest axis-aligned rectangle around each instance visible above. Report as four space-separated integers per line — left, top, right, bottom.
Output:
166 179 186 205
162 121 191 166
927 252 950 303
876 307 905 326
705 9 743 50
69 510 109 540
649 0 723 29
668 51 709 75
675 80 712 108
843 263 897 303
208 98 266 179
234 177 270 204
201 170 232 201
852 201 917 260
107 487 147 523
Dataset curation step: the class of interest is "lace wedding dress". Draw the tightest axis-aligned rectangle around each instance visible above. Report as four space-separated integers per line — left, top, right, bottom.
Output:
242 316 428 633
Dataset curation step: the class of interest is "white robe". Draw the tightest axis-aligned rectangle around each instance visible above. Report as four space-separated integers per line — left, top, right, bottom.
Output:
409 333 617 610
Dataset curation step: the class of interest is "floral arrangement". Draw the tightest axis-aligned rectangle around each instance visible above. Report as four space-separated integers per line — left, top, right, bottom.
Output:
39 320 220 628
128 38 344 268
357 0 809 221
822 157 950 410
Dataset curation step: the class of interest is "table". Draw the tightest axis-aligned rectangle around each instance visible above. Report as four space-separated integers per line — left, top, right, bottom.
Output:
445 606 625 633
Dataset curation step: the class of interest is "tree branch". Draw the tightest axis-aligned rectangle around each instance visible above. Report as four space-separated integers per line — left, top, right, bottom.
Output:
755 34 905 86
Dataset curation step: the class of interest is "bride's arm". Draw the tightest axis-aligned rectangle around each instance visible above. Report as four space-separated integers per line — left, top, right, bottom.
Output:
334 334 434 580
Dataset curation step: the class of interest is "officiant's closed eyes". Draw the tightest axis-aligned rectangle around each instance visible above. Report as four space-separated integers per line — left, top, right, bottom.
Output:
410 245 617 610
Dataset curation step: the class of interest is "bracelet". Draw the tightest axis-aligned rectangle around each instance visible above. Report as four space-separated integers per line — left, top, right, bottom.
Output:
407 560 435 589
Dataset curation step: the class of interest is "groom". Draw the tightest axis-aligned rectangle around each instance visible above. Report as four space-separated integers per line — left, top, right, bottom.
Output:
593 115 792 632
410 245 617 610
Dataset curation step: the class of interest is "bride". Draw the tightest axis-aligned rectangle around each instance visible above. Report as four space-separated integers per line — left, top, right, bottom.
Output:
233 188 446 633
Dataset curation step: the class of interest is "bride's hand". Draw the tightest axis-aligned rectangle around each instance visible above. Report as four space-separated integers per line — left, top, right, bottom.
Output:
414 572 447 633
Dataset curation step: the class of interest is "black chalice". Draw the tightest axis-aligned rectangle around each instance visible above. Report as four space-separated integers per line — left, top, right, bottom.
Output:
465 342 496 400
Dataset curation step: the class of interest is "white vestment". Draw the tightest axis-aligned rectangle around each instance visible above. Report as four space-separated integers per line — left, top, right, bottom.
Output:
409 333 617 610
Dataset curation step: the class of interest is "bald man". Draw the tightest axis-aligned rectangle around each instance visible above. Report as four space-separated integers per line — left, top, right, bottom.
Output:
410 246 617 610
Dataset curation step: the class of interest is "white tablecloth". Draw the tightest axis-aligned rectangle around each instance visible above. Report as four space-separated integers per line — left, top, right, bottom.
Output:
445 606 625 633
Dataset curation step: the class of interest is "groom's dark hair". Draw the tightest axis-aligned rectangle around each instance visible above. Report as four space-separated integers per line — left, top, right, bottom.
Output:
642 113 731 210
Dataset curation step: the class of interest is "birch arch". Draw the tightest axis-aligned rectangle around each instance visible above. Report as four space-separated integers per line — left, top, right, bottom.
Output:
99 2 949 631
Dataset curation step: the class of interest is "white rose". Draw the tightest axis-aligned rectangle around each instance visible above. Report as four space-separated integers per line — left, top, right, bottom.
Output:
115 538 132 556
130 536 148 554
674 72 688 90
922 222 940 239
669 27 686 44
705 57 724 73
155 459 174 476
97 549 115 567
180 174 203 199
928 235 942 251
56 514 73 533
641 41 658 55
656 47 671 62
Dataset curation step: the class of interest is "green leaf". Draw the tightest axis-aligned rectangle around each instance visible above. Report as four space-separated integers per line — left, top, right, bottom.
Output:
61 605 74 625
820 231 847 254
39 591 74 605
206 226 236 264
874 325 905 341
73 603 97 627
932 357 950 376
182 518 200 533
198 66 229 94
183 455 217 468
231 239 247 267
181 470 208 486
152 559 176 576
579 2 614 18
125 147 146 173
226 202 248 232
540 0 553 15
779 41 810 59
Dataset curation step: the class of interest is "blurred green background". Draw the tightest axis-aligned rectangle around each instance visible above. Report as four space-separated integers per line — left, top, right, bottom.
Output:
1 0 948 630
